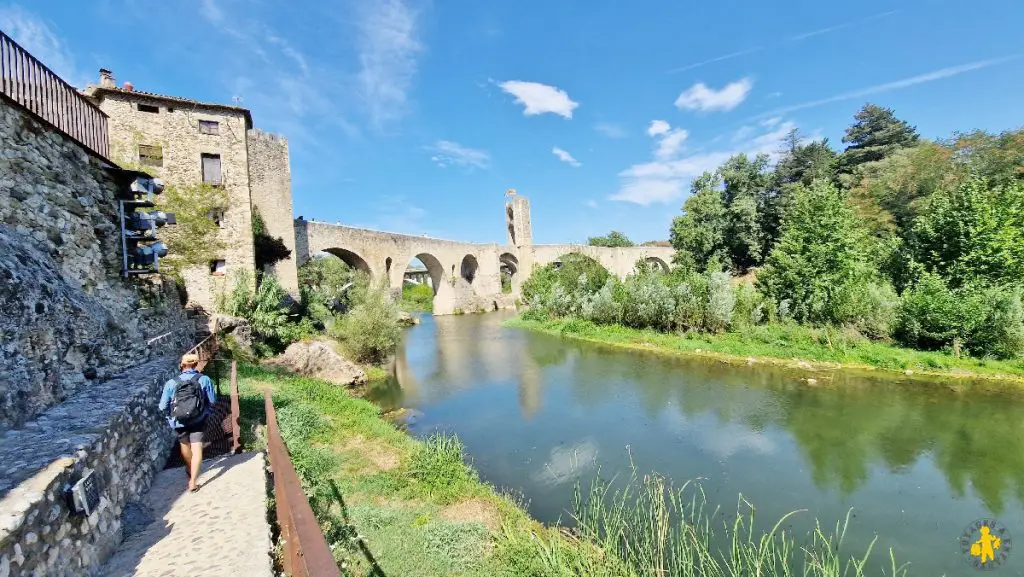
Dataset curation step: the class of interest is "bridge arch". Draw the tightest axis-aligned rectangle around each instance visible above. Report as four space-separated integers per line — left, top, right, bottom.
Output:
460 255 479 284
323 248 371 276
644 256 670 273
499 253 519 295
412 253 445 294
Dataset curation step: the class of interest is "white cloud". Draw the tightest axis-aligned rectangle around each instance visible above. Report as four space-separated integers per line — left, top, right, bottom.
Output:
585 199 598 209
427 140 491 169
732 125 754 142
0 5 84 87
667 47 764 74
199 0 224 24
594 122 627 138
755 56 1019 119
655 128 689 159
552 147 581 167
355 0 423 127
760 116 783 127
531 439 599 487
498 80 578 118
647 120 671 137
675 77 753 112
610 119 796 206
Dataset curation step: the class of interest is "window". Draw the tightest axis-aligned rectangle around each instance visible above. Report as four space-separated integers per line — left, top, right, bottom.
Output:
138 144 163 167
207 208 225 227
210 260 226 276
137 103 159 113
199 120 220 135
201 153 222 186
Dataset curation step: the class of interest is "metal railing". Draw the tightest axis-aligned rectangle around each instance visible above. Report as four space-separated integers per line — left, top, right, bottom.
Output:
0 29 109 159
264 391 342 577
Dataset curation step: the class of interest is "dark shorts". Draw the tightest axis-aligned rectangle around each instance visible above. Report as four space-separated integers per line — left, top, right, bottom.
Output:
174 419 206 444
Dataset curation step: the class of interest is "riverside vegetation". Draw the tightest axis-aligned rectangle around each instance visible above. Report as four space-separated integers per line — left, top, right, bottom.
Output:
209 244 905 574
236 363 907 576
514 104 1024 381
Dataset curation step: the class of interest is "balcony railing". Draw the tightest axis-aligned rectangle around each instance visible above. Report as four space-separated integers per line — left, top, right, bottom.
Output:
0 29 109 159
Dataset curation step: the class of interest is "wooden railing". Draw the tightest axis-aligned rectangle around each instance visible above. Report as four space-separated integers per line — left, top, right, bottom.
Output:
0 29 109 159
264 391 342 577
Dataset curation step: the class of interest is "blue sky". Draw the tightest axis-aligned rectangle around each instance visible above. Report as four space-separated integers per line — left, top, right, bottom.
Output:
3 0 1022 245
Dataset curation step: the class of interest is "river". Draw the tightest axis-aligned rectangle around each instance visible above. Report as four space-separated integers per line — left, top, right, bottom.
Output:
369 311 1024 576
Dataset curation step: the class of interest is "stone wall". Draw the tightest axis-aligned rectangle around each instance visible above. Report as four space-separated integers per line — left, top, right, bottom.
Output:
247 129 299 295
0 98 193 430
96 91 256 311
0 356 178 577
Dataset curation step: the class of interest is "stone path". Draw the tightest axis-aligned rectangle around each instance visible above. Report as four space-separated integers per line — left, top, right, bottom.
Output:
100 453 273 577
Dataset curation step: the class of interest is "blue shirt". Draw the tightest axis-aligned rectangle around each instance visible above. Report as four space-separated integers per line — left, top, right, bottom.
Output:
158 370 216 429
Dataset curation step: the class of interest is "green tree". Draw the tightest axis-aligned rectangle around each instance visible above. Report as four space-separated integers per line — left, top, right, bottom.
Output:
719 153 770 271
911 175 1024 289
841 103 919 171
587 231 635 247
669 172 727 270
756 180 874 324
252 208 292 274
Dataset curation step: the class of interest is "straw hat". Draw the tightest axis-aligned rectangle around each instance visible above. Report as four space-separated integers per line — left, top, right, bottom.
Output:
180 353 199 367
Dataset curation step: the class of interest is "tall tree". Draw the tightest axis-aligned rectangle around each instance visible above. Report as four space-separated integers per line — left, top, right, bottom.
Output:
911 175 1024 289
719 153 770 271
762 130 838 259
670 172 727 270
757 180 874 324
587 230 635 247
841 103 919 171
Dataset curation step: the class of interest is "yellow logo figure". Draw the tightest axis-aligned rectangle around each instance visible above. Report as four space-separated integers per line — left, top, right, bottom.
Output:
960 519 1012 570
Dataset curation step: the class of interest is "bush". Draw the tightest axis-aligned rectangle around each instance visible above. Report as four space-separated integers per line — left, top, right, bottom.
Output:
331 279 401 364
732 282 764 328
705 271 735 333
219 270 311 356
895 274 1024 358
580 279 621 325
402 283 434 313
845 281 900 339
617 273 675 331
669 272 708 332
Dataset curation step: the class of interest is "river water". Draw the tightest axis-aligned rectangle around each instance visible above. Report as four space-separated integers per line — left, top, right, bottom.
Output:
369 311 1024 576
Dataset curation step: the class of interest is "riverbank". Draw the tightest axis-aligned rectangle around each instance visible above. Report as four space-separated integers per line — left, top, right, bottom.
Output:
506 316 1024 387
235 361 906 576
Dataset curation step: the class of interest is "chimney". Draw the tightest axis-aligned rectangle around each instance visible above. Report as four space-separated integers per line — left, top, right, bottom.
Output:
123 81 134 92
99 68 115 88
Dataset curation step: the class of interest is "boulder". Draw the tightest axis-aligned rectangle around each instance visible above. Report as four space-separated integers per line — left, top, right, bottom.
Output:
397 310 420 327
214 314 254 348
266 341 367 387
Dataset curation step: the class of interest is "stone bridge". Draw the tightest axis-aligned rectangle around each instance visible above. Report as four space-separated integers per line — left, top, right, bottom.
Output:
293 196 675 315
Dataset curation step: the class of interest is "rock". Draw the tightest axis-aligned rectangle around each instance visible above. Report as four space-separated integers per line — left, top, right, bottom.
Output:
265 341 367 387
397 311 420 327
214 315 254 348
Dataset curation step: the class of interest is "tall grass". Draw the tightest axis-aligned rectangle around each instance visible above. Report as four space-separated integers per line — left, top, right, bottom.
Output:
510 468 908 577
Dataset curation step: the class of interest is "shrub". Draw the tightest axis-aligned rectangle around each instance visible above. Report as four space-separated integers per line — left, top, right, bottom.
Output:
617 272 675 331
580 279 621 325
845 281 900 339
402 283 434 313
895 274 1024 359
331 279 401 364
705 271 735 333
731 281 763 329
669 272 708 332
218 270 311 356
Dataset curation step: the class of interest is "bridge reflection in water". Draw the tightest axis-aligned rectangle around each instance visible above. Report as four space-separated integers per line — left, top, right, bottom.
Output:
376 312 1024 577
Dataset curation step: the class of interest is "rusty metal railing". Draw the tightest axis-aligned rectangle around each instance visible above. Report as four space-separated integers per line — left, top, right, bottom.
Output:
264 391 341 577
188 333 217 372
0 30 110 159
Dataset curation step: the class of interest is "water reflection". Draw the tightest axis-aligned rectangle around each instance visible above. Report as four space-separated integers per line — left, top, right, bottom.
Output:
387 312 1024 575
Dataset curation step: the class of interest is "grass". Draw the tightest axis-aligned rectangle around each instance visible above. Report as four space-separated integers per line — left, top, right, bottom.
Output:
237 361 907 576
507 316 1024 385
402 283 434 313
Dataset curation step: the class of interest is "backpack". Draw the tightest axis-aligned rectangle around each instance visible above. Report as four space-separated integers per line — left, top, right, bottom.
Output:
171 373 207 426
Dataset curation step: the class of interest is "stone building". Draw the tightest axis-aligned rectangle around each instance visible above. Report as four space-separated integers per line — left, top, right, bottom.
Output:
84 69 299 310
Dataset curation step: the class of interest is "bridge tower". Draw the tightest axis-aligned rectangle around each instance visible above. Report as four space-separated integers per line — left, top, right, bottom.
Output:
504 189 532 247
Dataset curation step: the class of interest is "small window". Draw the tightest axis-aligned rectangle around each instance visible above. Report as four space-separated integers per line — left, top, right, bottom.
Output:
207 208 224 227
199 120 220 135
167 107 175 113
137 103 159 113
210 260 226 275
201 153 222 186
138 144 163 167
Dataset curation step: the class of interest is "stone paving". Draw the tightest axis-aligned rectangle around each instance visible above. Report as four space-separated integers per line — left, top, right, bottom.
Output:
100 453 273 577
